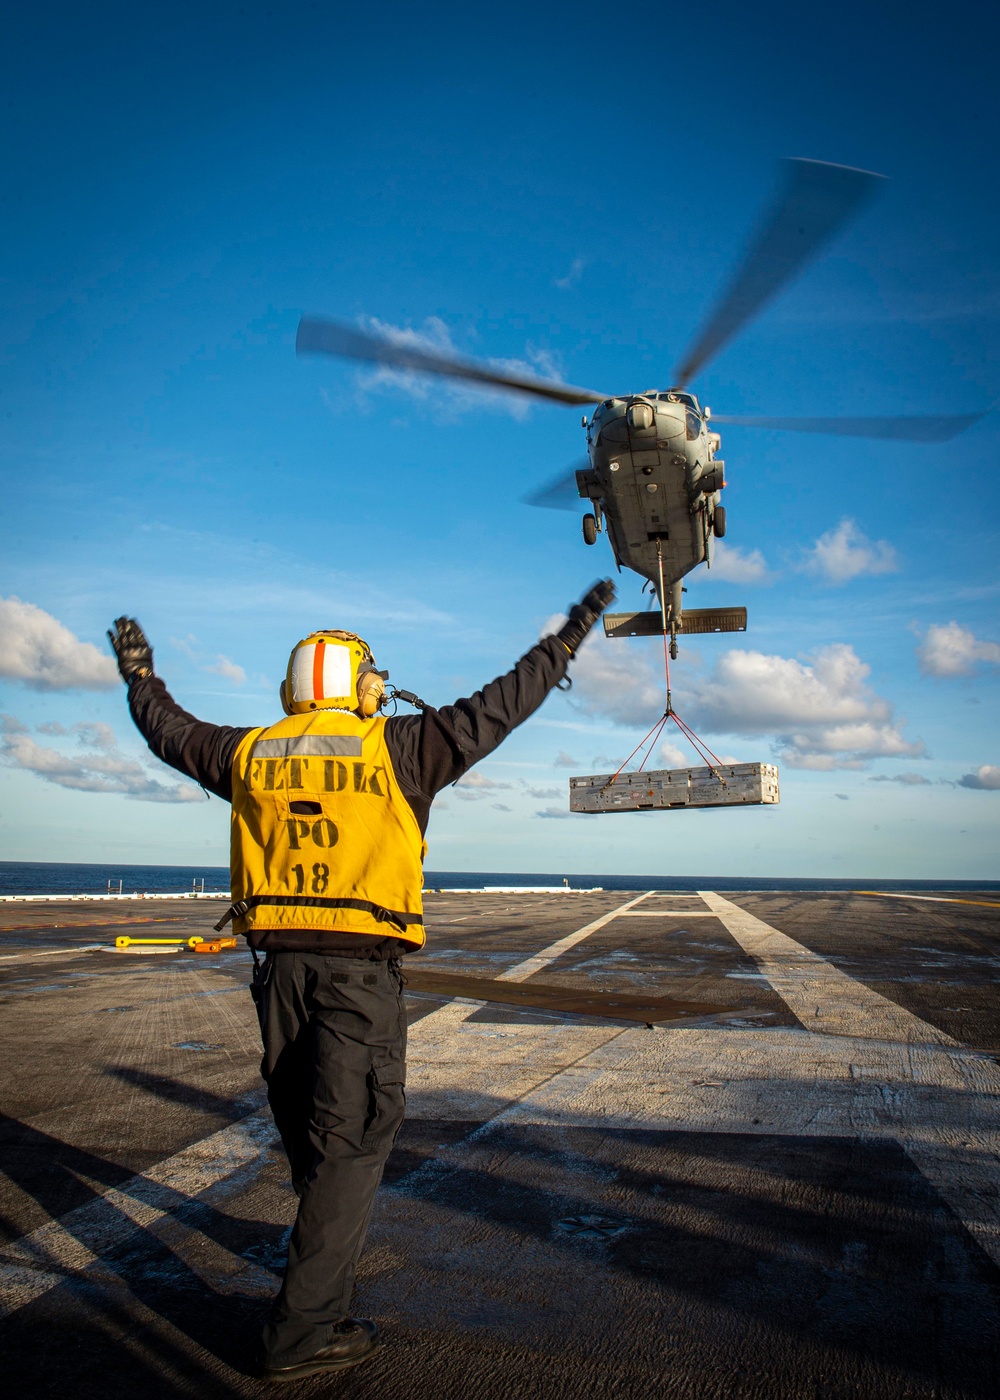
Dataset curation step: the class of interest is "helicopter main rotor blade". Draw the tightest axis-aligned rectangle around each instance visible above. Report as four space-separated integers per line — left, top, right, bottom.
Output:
711 412 986 442
521 461 589 511
297 317 610 407
673 159 886 385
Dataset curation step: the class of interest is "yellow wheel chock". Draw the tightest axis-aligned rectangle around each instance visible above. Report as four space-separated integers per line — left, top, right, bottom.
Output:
113 935 239 952
115 936 187 948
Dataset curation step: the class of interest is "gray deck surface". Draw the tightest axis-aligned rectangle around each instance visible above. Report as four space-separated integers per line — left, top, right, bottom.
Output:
0 889 998 1398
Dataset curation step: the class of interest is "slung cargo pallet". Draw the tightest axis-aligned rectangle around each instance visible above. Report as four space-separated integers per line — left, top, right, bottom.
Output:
569 762 780 813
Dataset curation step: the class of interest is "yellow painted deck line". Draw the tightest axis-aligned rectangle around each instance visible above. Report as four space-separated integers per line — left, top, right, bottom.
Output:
854 890 1000 909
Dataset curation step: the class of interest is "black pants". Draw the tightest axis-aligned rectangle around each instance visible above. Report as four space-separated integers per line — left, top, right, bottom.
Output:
253 952 407 1367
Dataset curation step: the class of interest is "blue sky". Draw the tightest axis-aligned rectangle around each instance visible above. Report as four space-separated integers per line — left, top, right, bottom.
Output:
1 0 998 877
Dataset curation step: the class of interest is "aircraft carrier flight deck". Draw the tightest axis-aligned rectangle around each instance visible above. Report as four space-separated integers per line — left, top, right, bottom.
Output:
0 888 997 1399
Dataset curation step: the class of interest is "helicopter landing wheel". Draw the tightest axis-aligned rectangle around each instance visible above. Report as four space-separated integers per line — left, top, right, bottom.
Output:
670 637 678 660
582 513 598 546
713 506 727 538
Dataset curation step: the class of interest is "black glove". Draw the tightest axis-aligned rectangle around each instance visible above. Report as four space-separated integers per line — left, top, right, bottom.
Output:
557 579 617 657
107 617 154 684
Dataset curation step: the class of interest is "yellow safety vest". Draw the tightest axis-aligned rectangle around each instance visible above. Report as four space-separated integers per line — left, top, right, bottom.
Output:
227 711 426 947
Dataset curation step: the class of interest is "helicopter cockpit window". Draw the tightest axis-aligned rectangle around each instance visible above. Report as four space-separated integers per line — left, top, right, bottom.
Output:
685 410 702 440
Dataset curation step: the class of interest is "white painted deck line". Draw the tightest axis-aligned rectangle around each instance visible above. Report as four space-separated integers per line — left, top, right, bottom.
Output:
698 890 959 1045
410 891 653 1030
490 1021 1000 1269
0 894 229 903
0 891 653 1317
9 888 997 1325
459 892 998 1267
617 911 719 918
494 892 653 981
854 891 1000 909
0 1108 274 1319
0 945 104 964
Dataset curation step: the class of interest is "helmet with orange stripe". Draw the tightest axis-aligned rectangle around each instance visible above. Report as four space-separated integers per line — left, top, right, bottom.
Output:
279 631 389 718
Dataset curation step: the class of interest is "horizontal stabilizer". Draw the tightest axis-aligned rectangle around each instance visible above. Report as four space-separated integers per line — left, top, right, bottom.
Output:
569 763 780 813
603 607 747 639
678 606 747 635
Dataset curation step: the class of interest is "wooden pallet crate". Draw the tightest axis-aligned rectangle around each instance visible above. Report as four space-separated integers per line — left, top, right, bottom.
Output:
569 762 780 813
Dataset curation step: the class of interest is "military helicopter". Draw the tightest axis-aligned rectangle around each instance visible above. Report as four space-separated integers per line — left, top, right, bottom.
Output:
296 159 983 658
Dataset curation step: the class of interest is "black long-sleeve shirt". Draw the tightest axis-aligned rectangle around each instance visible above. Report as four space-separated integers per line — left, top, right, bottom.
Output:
127 636 570 956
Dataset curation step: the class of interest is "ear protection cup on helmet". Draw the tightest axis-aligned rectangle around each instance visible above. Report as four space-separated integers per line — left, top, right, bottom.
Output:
279 679 292 716
356 668 386 718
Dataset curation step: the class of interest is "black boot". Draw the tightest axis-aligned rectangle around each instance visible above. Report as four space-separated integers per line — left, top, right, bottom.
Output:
260 1318 381 1381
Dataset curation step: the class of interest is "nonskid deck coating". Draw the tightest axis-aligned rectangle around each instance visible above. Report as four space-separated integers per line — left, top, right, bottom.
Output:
0 889 998 1399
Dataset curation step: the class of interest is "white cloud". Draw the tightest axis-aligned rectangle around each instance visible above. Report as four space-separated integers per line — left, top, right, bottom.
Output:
553 750 580 768
0 597 118 691
0 715 205 803
492 803 513 812
453 771 515 802
868 772 932 786
455 771 512 790
957 765 1000 791
801 519 898 584
552 623 665 729
555 257 586 290
560 630 918 772
526 786 561 799
545 610 922 772
351 317 564 420
710 541 772 584
658 738 689 768
205 654 247 685
917 622 1000 677
536 805 578 819
172 635 247 685
690 644 925 769
590 737 687 774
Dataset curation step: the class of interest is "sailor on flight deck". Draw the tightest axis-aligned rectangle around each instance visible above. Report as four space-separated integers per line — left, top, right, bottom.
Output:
108 578 615 1382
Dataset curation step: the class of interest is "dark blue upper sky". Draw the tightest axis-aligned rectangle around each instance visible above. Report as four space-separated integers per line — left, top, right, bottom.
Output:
1 0 997 874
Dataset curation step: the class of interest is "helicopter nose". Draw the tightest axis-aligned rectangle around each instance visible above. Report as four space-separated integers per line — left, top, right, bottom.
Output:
627 401 654 430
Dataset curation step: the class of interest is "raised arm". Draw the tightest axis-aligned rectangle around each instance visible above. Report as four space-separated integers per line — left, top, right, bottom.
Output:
385 580 615 830
109 617 252 802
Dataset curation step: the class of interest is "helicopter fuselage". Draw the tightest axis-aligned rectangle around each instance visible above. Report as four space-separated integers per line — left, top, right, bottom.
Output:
577 390 724 612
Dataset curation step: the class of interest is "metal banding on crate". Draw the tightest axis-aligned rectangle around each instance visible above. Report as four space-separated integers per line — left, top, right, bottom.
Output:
569 763 780 813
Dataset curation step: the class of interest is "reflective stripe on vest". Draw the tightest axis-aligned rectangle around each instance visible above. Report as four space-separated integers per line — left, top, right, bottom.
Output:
229 712 426 947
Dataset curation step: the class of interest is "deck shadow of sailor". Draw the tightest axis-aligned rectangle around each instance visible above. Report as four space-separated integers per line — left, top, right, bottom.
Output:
0 1107 284 1380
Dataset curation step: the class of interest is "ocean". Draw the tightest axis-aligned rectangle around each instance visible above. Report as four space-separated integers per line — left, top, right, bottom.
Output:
0 861 997 897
